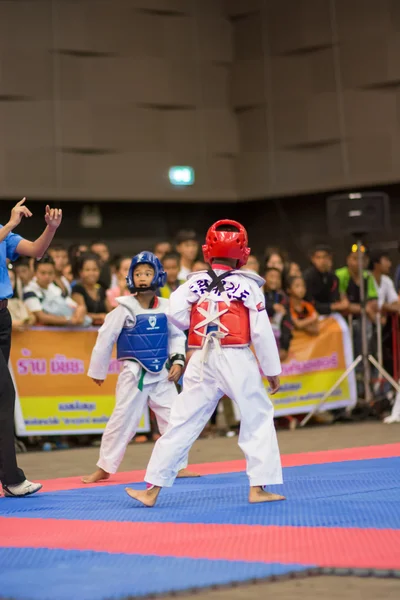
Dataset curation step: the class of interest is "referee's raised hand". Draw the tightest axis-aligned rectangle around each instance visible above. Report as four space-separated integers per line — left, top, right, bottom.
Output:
8 198 32 229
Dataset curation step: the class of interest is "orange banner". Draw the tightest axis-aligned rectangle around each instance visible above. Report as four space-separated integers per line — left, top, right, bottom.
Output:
265 314 356 416
10 327 150 436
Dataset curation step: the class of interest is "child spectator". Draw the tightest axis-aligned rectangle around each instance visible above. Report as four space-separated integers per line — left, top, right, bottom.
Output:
154 241 172 262
175 229 199 281
264 248 285 272
242 255 260 273
8 267 36 331
63 263 73 284
90 240 112 290
287 262 301 277
264 267 292 361
13 256 33 289
264 268 287 320
48 244 71 297
192 260 208 272
304 245 349 315
287 275 319 336
72 253 112 326
106 256 131 309
159 253 183 299
23 256 86 326
68 243 88 284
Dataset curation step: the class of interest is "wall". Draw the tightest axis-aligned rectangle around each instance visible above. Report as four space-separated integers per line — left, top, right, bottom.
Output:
0 0 237 202
1 0 400 203
230 0 400 199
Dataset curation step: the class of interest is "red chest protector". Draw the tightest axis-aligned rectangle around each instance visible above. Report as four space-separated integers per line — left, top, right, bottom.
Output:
188 299 250 349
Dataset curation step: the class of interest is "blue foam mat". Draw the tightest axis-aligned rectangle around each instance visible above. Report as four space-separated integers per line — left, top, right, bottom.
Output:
2 458 400 530
0 548 313 600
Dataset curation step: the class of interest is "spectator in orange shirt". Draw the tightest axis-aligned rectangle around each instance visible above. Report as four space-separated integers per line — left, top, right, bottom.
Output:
287 275 319 336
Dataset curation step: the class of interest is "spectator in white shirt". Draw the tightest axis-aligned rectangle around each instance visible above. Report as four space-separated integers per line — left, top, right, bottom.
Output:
23 255 86 326
369 251 400 315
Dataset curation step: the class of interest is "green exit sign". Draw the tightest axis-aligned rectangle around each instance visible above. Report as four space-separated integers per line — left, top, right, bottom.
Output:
169 166 195 186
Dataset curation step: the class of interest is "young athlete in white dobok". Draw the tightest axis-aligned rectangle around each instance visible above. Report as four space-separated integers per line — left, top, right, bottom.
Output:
82 251 198 484
126 220 285 506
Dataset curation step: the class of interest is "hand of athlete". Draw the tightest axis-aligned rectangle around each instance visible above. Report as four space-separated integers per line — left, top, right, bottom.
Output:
267 375 280 395
9 198 32 228
92 378 104 386
168 364 183 383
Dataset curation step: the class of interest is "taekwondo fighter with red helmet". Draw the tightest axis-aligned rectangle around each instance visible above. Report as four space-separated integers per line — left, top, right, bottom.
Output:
126 220 285 506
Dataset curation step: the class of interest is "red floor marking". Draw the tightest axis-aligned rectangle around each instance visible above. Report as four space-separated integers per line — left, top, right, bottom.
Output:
38 443 400 494
1 517 400 569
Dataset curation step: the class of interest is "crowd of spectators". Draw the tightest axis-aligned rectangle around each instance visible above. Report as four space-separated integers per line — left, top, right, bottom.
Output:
7 231 400 446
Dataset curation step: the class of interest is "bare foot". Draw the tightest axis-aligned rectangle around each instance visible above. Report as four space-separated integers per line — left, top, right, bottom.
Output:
248 486 286 504
125 486 161 507
81 468 110 484
177 468 201 478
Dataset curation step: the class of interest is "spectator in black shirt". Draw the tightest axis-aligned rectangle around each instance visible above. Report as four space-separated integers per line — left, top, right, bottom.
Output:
304 245 349 315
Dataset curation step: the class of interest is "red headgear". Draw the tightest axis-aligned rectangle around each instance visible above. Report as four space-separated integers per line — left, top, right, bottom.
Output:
202 219 250 268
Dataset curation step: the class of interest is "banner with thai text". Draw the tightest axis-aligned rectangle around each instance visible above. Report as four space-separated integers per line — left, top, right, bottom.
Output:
10 328 150 436
231 314 356 421
267 314 356 417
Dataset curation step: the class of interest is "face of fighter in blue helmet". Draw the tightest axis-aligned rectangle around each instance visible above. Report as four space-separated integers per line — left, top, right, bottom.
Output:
133 263 155 291
126 251 167 293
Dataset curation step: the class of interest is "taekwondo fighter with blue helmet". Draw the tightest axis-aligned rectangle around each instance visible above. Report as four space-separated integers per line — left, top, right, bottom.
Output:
82 251 199 484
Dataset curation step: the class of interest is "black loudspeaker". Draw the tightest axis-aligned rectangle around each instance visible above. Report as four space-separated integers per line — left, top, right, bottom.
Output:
326 192 391 238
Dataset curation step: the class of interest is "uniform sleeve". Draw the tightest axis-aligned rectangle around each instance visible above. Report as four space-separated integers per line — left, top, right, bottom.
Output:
305 301 317 317
335 268 348 295
167 321 186 364
247 282 281 377
7 232 24 261
87 305 128 380
71 283 85 296
366 274 378 300
167 280 198 331
23 290 42 313
384 277 399 305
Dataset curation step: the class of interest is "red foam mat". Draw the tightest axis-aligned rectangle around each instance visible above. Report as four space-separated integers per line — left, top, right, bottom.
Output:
1 517 400 569
39 443 400 493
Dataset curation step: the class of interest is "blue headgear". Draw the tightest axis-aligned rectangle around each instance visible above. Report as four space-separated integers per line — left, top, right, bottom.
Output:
126 251 167 293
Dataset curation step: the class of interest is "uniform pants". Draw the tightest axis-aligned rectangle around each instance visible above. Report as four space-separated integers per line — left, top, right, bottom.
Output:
145 346 283 487
97 364 188 474
0 308 25 486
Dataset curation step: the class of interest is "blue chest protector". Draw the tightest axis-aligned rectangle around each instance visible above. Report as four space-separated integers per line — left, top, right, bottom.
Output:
116 312 169 373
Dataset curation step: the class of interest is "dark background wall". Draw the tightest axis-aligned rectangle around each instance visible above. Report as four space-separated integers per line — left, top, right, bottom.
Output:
1 184 399 268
